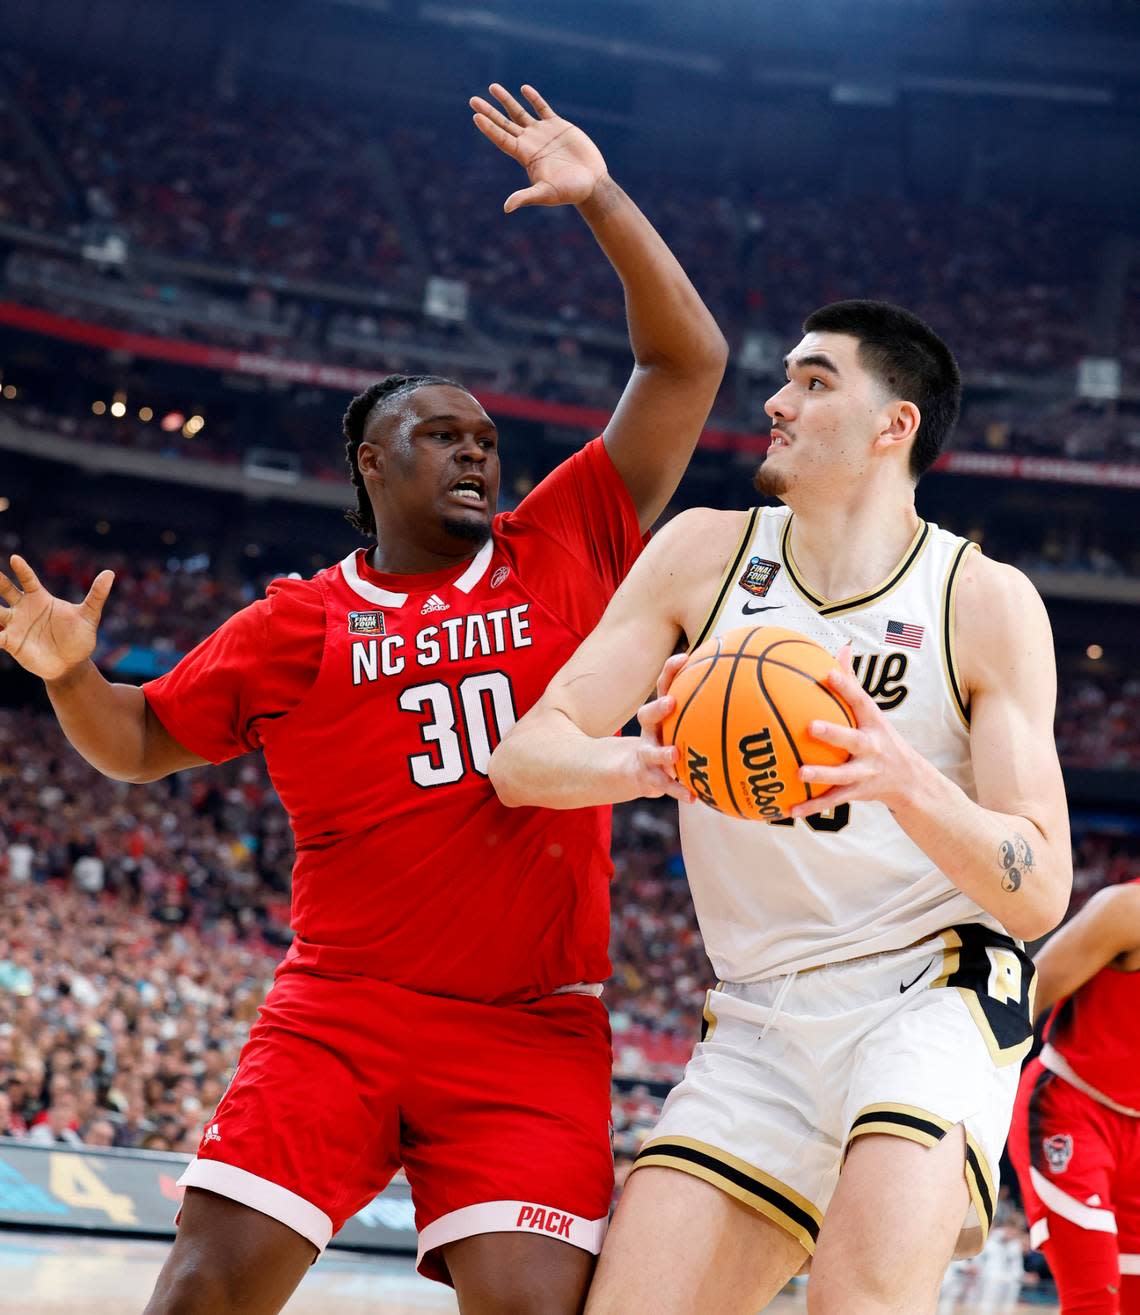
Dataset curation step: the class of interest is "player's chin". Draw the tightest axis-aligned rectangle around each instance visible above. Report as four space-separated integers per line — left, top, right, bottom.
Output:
753 454 792 498
440 512 492 546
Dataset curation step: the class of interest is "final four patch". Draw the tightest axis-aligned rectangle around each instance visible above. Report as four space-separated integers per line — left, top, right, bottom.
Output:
348 610 385 636
739 556 781 598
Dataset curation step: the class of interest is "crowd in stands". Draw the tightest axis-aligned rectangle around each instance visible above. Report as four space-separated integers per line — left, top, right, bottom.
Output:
2 54 1134 422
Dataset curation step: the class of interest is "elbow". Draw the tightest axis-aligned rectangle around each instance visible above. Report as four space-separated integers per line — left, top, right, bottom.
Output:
488 741 525 809
1008 872 1072 942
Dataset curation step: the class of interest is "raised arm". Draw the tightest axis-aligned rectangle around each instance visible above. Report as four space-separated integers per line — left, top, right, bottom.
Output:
471 84 728 531
793 555 1071 941
489 509 729 808
1031 884 1140 1020
0 555 205 782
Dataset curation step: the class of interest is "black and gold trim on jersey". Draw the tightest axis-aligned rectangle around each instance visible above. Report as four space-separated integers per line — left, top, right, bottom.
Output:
699 984 724 1043
688 508 761 652
632 1135 823 1253
940 539 978 729
779 516 931 617
931 925 1037 1067
844 1104 995 1242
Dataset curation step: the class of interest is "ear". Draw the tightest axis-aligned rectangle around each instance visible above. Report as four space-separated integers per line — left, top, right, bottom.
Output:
872 400 921 455
355 440 386 485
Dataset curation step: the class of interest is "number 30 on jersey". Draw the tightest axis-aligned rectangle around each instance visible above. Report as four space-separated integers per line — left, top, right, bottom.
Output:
399 672 517 787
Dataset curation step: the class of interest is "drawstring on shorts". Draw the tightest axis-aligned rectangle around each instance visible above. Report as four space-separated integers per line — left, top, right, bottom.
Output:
759 970 798 1041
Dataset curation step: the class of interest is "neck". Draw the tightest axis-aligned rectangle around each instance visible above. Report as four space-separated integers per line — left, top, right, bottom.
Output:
367 541 479 575
783 477 920 603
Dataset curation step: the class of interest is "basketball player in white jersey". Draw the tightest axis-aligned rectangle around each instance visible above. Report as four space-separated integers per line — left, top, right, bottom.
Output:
490 300 1072 1314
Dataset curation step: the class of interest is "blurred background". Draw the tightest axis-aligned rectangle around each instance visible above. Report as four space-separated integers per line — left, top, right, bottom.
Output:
1 0 1138 1308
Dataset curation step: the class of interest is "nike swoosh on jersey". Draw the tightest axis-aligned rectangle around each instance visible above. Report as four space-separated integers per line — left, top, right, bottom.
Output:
899 956 937 993
742 602 785 614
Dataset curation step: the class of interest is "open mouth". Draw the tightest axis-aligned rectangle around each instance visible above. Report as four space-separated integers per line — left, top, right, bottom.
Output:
448 476 487 507
768 430 792 450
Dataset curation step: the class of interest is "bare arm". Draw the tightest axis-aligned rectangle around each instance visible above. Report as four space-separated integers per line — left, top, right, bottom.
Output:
1031 885 1140 1020
0 555 206 783
490 509 727 808
471 84 727 531
795 556 1071 941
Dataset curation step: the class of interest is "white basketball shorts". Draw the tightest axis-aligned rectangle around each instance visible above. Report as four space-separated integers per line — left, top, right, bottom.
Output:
632 923 1035 1258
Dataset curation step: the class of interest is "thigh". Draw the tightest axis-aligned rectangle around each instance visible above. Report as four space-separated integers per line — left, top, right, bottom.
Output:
810 1129 969 1315
632 984 833 1259
181 970 404 1252
1010 1062 1119 1267
445 1231 595 1315
587 1166 805 1315
404 991 614 1288
143 1187 317 1315
844 968 1025 1255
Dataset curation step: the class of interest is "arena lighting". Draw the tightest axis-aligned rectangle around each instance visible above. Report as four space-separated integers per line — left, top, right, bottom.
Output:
161 411 185 432
95 520 110 535
185 415 206 435
110 401 127 418
138 406 154 422
1 384 17 400
0 498 10 513
1087 644 1104 660
91 400 107 416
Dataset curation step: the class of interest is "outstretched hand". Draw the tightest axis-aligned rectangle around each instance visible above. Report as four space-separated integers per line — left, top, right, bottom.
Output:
470 83 609 213
0 555 114 681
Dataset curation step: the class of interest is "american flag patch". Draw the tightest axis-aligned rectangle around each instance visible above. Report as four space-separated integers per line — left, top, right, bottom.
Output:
885 619 924 649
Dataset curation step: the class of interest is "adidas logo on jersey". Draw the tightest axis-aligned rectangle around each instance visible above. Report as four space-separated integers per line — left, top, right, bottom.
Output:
203 1122 221 1144
420 594 449 615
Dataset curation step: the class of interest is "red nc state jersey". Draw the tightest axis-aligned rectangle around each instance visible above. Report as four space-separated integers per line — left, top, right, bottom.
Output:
144 439 645 1003
1045 880 1140 1110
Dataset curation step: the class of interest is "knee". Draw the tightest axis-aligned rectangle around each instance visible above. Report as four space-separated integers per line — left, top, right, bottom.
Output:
144 1253 245 1315
807 1258 903 1315
458 1271 587 1315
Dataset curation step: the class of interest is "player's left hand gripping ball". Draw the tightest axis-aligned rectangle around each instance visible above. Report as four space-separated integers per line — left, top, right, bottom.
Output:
792 645 921 819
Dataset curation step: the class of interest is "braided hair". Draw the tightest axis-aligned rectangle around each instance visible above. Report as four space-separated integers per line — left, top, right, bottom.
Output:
342 374 465 536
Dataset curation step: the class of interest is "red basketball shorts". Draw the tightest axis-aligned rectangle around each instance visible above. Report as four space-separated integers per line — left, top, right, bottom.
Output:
1010 1058 1140 1303
177 969 614 1284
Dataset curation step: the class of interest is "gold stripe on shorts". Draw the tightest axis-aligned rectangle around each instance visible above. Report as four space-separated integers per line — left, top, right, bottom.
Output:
633 1134 822 1254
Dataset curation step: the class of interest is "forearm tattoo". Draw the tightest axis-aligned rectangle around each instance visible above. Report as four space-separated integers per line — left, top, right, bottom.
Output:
998 833 1034 893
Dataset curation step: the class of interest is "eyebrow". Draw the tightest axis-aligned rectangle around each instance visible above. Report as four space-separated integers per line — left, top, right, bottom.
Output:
783 353 840 376
417 413 498 431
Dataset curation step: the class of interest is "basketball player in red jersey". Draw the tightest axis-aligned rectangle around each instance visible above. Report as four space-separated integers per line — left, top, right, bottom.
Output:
1010 880 1140 1314
0 84 727 1314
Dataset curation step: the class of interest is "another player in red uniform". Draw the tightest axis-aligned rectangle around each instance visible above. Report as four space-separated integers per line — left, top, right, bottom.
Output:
0 85 727 1315
1010 879 1140 1315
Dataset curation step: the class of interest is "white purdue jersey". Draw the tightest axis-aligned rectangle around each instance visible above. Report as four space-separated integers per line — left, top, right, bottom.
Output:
679 505 1003 982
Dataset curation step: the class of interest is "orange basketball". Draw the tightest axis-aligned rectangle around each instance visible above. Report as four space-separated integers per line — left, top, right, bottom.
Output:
660 625 855 821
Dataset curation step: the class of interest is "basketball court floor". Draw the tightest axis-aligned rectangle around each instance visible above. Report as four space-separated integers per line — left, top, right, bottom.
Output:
1 1230 1057 1314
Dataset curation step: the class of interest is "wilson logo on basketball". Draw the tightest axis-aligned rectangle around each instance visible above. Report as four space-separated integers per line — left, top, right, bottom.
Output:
661 625 854 822
738 729 785 819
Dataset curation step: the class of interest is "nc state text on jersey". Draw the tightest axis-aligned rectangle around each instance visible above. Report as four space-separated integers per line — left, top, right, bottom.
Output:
351 605 533 683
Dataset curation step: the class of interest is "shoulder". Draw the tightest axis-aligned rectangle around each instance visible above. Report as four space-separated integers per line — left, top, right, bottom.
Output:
955 551 1053 691
642 507 750 573
263 572 325 623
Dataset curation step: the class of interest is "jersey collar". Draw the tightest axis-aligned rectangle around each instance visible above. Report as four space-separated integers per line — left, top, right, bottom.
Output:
338 538 495 608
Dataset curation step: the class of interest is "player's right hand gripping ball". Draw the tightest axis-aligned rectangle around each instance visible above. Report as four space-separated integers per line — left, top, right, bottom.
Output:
660 626 855 820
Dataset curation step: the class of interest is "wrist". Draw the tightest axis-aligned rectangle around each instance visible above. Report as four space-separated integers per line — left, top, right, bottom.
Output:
577 174 620 221
44 659 94 693
883 745 939 818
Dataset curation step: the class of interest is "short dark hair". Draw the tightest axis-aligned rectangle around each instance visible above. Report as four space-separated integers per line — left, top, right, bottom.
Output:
342 373 465 535
802 300 961 479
